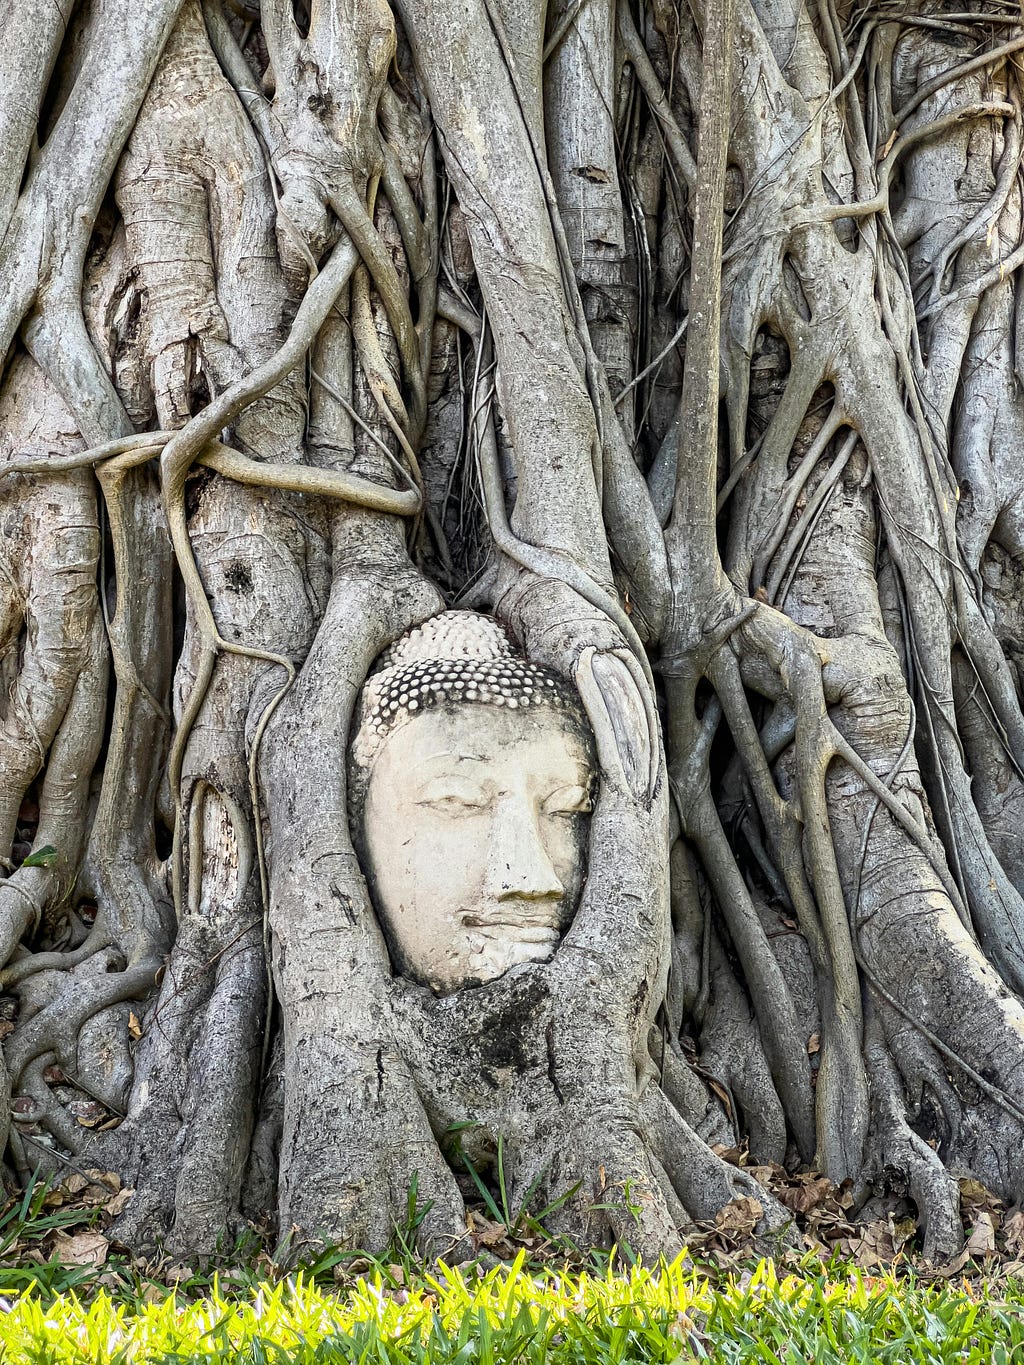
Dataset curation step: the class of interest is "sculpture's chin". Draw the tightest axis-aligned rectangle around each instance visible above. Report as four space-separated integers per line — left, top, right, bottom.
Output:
462 925 561 986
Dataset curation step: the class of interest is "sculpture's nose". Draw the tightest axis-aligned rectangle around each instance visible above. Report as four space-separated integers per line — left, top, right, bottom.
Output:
484 796 564 902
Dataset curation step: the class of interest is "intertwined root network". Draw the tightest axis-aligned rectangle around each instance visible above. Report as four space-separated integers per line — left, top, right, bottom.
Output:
0 0 1021 1263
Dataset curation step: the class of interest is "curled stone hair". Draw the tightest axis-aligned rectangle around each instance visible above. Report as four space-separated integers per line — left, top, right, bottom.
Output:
347 611 591 825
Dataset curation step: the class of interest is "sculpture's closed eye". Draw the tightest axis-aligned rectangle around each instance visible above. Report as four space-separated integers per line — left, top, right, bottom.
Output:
416 793 489 816
414 778 491 815
542 784 592 817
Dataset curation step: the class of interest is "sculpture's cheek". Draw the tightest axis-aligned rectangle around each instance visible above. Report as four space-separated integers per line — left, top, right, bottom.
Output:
363 817 487 989
540 814 590 915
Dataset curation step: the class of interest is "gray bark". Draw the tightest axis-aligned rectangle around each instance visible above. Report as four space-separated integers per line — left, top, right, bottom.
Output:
0 0 1022 1267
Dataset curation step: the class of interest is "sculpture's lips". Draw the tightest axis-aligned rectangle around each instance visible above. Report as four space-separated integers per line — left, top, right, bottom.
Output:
462 906 563 981
461 905 562 933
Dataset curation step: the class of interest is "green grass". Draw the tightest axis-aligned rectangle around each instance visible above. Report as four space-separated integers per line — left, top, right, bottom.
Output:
0 1254 1022 1363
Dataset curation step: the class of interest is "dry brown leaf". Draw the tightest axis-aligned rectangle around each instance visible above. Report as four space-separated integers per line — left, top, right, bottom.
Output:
81 1170 120 1192
966 1211 997 1258
128 1012 143 1041
50 1230 109 1267
105 1187 134 1217
715 1196 763 1238
778 1176 832 1215
1003 1209 1024 1254
334 1258 370 1282
744 1164 784 1187
959 1178 1002 1214
927 1245 970 1279
469 1213 510 1248
843 1219 896 1269
710 1145 745 1167
807 1033 820 1056
707 1079 734 1120
836 1181 855 1210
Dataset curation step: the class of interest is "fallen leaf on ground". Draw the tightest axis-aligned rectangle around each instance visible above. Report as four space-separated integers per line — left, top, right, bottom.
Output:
50 1231 109 1267
105 1188 134 1217
842 1220 896 1269
778 1176 832 1215
715 1197 763 1238
469 1212 511 1248
960 1179 1003 1215
966 1211 997 1257
1004 1210 1024 1255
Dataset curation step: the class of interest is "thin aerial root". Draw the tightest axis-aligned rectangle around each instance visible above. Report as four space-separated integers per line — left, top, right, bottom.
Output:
894 34 1024 126
753 409 848 587
331 182 427 437
351 263 413 434
616 1 696 190
473 380 655 693
819 102 1015 224
768 431 858 604
827 722 970 920
1 436 420 516
671 774 817 1160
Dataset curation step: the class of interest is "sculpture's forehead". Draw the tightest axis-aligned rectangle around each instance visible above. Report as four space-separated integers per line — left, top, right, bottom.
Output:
374 702 593 776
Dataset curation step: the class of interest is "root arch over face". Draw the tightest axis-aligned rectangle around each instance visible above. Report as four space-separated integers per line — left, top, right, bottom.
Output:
0 0 1022 1267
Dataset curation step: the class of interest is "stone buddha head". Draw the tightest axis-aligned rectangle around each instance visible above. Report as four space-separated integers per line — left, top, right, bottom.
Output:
349 612 595 993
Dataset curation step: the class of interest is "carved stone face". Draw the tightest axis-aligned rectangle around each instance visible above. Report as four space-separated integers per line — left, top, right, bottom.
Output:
361 702 593 993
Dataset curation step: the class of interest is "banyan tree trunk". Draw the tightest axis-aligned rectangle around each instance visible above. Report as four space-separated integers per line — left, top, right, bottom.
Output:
0 0 1022 1265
